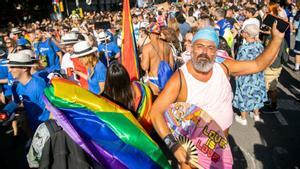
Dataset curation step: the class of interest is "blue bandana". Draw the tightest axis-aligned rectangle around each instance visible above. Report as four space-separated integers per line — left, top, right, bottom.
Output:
192 28 219 48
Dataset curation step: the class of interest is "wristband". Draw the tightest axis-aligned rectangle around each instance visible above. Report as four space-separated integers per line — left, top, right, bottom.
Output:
163 134 180 152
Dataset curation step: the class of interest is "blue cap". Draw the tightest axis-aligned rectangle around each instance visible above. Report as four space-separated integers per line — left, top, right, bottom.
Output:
192 28 219 48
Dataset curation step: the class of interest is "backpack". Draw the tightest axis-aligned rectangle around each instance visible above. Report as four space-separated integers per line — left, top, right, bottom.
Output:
39 120 96 169
157 61 173 91
150 43 173 91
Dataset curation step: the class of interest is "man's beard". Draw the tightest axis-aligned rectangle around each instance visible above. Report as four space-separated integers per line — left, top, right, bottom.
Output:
191 53 214 73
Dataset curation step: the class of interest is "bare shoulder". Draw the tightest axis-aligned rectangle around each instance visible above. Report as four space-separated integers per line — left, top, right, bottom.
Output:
142 43 151 50
142 43 152 53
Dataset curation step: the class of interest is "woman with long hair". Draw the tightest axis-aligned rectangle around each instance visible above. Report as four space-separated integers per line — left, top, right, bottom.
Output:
160 27 181 51
168 18 183 43
103 61 141 117
160 27 182 56
159 27 182 69
4 37 16 54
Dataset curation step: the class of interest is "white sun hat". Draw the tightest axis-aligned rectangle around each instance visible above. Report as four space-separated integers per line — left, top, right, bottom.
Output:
11 27 22 34
5 52 36 67
18 49 35 59
70 41 97 58
61 33 79 45
98 32 111 42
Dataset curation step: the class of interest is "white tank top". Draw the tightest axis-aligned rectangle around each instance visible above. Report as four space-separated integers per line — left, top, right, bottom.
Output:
180 63 234 130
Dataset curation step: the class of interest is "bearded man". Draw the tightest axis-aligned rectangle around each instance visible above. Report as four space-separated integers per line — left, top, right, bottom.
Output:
150 23 285 169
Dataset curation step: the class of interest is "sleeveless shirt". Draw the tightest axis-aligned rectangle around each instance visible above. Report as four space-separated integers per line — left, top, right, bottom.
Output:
180 63 234 130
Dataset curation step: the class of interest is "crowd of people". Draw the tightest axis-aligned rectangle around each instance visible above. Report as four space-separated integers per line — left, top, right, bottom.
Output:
0 0 299 168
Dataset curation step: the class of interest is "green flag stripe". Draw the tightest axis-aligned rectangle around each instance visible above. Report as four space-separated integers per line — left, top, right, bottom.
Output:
44 87 171 169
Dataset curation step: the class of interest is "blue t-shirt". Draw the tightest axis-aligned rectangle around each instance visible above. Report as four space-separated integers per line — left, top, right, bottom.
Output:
32 69 50 84
33 42 39 58
106 31 115 43
0 66 12 96
216 19 233 37
35 38 61 69
88 61 107 95
98 41 120 66
16 76 49 130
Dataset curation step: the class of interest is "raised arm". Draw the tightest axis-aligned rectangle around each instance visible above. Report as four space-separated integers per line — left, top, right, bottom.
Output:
224 22 285 76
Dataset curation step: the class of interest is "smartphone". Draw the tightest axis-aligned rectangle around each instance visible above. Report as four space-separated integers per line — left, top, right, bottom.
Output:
262 14 289 33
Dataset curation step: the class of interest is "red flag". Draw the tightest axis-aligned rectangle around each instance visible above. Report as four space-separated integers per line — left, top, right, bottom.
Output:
121 0 140 81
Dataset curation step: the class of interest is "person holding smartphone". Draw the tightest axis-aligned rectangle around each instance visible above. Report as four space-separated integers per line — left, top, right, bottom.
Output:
150 22 285 168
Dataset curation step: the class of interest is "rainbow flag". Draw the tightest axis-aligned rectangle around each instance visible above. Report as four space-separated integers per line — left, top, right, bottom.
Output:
43 79 170 169
132 81 153 133
121 0 140 81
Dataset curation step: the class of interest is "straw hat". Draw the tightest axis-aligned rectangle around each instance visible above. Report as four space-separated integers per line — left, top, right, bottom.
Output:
98 32 111 42
70 41 97 58
18 49 36 59
60 33 79 45
11 27 22 34
5 52 36 67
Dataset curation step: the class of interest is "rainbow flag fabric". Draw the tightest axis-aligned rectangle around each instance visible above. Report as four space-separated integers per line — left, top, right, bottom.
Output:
121 0 140 81
132 81 153 132
43 78 170 169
